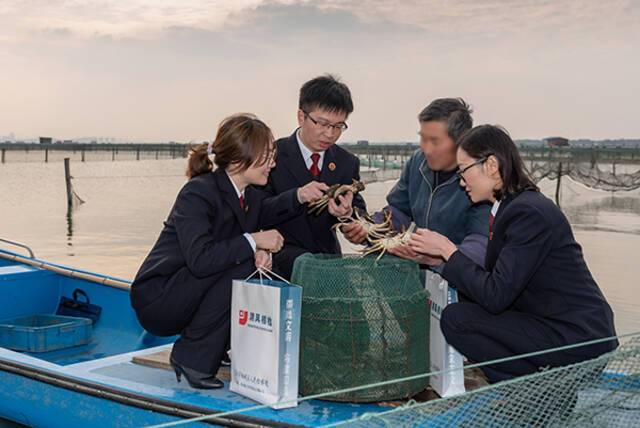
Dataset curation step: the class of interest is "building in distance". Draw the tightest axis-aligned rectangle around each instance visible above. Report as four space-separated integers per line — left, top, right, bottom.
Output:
544 137 570 148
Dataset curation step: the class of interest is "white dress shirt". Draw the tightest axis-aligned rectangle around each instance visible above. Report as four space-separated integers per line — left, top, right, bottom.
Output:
296 129 325 171
225 171 256 253
491 199 501 218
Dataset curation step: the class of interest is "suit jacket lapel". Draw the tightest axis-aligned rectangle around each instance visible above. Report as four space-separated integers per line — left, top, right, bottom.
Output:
281 131 314 186
484 192 521 270
214 169 248 232
244 187 260 231
319 145 339 185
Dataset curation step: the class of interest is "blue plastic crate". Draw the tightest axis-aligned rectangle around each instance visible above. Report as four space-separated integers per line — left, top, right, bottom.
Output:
0 314 93 352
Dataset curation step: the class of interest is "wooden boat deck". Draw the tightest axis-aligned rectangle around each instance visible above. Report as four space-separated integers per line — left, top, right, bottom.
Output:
132 347 490 406
132 348 232 382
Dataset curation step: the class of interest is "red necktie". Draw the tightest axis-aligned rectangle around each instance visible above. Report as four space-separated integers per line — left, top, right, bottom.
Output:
239 195 245 210
489 212 495 241
310 153 321 177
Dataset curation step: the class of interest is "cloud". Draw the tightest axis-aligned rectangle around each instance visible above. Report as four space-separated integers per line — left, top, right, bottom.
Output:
33 26 74 37
324 0 639 36
0 0 639 140
2 0 637 45
0 1 262 40
226 1 418 36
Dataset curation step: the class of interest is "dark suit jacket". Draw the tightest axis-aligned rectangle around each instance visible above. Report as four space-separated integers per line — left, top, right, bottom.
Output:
130 168 302 309
442 189 617 356
263 130 367 259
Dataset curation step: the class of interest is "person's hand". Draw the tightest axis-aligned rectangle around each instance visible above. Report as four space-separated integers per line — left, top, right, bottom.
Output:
339 221 368 244
254 249 272 270
408 228 458 261
251 229 284 253
297 181 329 204
388 244 444 267
328 192 353 218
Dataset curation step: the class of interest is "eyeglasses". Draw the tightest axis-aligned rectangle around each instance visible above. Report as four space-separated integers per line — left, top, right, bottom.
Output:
302 110 348 132
457 157 487 183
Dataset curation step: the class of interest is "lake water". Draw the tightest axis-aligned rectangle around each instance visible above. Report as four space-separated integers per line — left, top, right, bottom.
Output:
1 156 639 334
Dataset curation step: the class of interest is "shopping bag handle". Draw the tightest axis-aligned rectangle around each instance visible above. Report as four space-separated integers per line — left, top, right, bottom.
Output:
245 267 291 285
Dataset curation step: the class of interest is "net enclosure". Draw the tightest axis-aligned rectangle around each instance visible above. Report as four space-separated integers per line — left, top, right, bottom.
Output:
327 335 639 427
291 254 430 402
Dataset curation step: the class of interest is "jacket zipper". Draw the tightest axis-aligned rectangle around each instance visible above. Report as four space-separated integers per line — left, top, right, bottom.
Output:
419 159 459 229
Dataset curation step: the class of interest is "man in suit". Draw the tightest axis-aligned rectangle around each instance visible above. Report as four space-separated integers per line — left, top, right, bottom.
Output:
263 74 367 279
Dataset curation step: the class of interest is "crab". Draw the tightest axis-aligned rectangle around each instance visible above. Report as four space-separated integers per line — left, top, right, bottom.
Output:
360 222 417 261
332 209 393 239
307 179 365 216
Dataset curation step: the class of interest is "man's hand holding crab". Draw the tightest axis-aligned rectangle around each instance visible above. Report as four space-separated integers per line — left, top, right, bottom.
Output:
327 191 354 219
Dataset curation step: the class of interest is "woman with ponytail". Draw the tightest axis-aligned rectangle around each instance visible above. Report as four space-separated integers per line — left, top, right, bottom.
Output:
130 113 326 389
407 124 617 383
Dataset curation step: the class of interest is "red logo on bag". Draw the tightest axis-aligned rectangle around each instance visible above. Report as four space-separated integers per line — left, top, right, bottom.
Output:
239 309 248 325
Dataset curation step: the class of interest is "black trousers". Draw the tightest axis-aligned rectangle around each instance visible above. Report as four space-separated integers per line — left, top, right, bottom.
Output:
134 262 253 374
440 302 591 383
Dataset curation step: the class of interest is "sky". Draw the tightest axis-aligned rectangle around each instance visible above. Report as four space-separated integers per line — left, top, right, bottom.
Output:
1 0 639 142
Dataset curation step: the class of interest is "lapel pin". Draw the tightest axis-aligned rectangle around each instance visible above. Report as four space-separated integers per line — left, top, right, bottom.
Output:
328 162 336 171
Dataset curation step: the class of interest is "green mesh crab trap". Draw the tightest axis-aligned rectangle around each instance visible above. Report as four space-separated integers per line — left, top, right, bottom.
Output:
291 254 430 402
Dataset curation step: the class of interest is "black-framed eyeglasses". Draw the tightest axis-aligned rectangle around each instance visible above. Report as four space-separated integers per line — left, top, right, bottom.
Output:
457 157 488 182
302 110 348 132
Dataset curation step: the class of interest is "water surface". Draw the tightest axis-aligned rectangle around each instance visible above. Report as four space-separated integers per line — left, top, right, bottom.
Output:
2 157 639 334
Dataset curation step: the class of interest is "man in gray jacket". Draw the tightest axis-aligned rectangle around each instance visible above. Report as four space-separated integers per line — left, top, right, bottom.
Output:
343 98 490 268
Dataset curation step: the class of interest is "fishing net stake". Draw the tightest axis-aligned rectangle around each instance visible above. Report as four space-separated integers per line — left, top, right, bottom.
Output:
64 157 85 211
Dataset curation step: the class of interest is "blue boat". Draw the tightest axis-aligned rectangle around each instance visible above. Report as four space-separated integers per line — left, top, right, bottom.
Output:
2 241 639 427
0 243 394 427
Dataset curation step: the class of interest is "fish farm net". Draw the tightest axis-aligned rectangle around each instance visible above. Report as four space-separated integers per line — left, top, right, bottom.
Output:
529 160 640 192
291 254 430 402
328 335 640 427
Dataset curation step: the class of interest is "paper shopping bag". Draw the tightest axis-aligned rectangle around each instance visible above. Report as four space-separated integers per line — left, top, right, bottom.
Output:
426 270 465 397
230 271 302 409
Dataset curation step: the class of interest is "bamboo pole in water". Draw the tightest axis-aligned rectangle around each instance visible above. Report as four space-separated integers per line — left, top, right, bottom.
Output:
555 161 562 206
64 158 73 211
